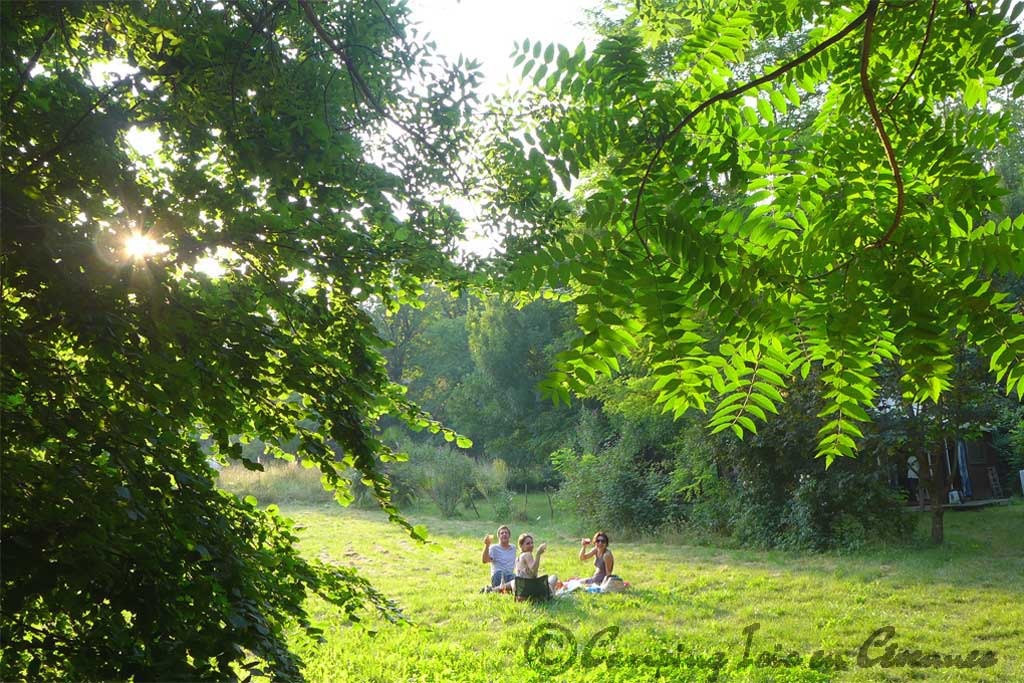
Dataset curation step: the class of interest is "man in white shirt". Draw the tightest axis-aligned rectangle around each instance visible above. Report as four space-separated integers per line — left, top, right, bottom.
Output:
481 525 515 591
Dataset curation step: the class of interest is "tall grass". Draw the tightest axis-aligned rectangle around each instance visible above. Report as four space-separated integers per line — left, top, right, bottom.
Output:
215 458 562 525
216 461 335 506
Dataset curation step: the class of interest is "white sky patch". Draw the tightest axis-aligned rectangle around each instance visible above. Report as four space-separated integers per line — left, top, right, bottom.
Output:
448 195 502 257
194 256 227 278
409 0 598 98
190 246 239 279
88 58 137 86
406 0 598 254
125 126 162 156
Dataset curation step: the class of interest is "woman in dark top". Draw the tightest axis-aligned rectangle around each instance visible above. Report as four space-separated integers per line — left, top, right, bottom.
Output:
578 531 614 585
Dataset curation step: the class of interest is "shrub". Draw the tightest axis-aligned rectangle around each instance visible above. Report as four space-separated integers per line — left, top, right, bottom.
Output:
420 448 476 518
474 458 509 499
551 448 603 527
779 469 913 551
490 491 514 522
347 458 421 510
701 447 914 552
551 444 673 536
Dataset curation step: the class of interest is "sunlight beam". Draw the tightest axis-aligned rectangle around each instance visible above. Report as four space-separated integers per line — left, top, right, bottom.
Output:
124 233 169 260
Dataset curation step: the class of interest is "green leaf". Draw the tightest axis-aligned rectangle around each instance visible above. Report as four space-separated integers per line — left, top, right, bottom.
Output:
769 89 787 115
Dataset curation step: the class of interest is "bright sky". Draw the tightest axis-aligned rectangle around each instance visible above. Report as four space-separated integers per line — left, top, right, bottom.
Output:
407 0 598 98
405 1 599 254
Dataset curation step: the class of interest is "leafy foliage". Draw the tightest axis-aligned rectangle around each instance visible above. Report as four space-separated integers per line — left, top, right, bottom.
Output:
478 0 1024 463
2 1 476 679
705 372 913 550
550 369 694 535
374 290 581 485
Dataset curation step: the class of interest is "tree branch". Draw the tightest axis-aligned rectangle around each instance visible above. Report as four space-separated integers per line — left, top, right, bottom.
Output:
860 0 905 249
297 0 463 184
298 0 384 113
629 6 873 243
884 0 938 112
4 25 56 112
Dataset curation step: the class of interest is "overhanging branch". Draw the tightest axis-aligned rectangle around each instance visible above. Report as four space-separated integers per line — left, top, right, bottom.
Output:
884 0 938 112
297 0 384 113
629 6 874 243
4 24 57 112
297 0 465 186
860 0 906 249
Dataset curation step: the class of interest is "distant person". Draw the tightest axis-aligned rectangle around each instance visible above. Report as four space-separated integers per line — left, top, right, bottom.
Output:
481 525 516 592
579 531 614 585
906 455 920 506
514 533 547 579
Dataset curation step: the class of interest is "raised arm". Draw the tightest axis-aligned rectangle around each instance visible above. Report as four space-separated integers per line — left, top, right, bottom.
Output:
482 534 493 564
579 537 596 561
532 542 546 573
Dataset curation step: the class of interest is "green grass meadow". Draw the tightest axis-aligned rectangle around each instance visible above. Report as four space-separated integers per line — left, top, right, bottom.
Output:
218 466 1023 682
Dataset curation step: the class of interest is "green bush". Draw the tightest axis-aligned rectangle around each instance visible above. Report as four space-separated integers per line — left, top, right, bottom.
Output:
378 437 496 519
418 446 475 518
678 370 914 551
779 469 913 551
489 491 514 521
346 458 421 510
675 466 912 552
551 448 603 527
474 458 509 499
551 444 674 535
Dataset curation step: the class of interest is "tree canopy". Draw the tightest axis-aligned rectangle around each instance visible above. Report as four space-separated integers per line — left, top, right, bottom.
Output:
2 1 475 679
478 0 1024 462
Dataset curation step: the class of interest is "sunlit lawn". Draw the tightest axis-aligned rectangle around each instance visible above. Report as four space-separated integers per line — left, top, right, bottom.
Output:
269 496 1023 683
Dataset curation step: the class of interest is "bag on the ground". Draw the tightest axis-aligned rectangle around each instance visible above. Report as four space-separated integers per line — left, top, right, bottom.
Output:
600 575 626 593
514 575 552 602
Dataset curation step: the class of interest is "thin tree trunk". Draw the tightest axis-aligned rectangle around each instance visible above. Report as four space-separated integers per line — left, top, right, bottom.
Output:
923 446 946 544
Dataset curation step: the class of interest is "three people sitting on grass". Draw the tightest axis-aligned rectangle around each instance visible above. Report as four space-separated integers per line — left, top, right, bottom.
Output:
480 526 622 594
